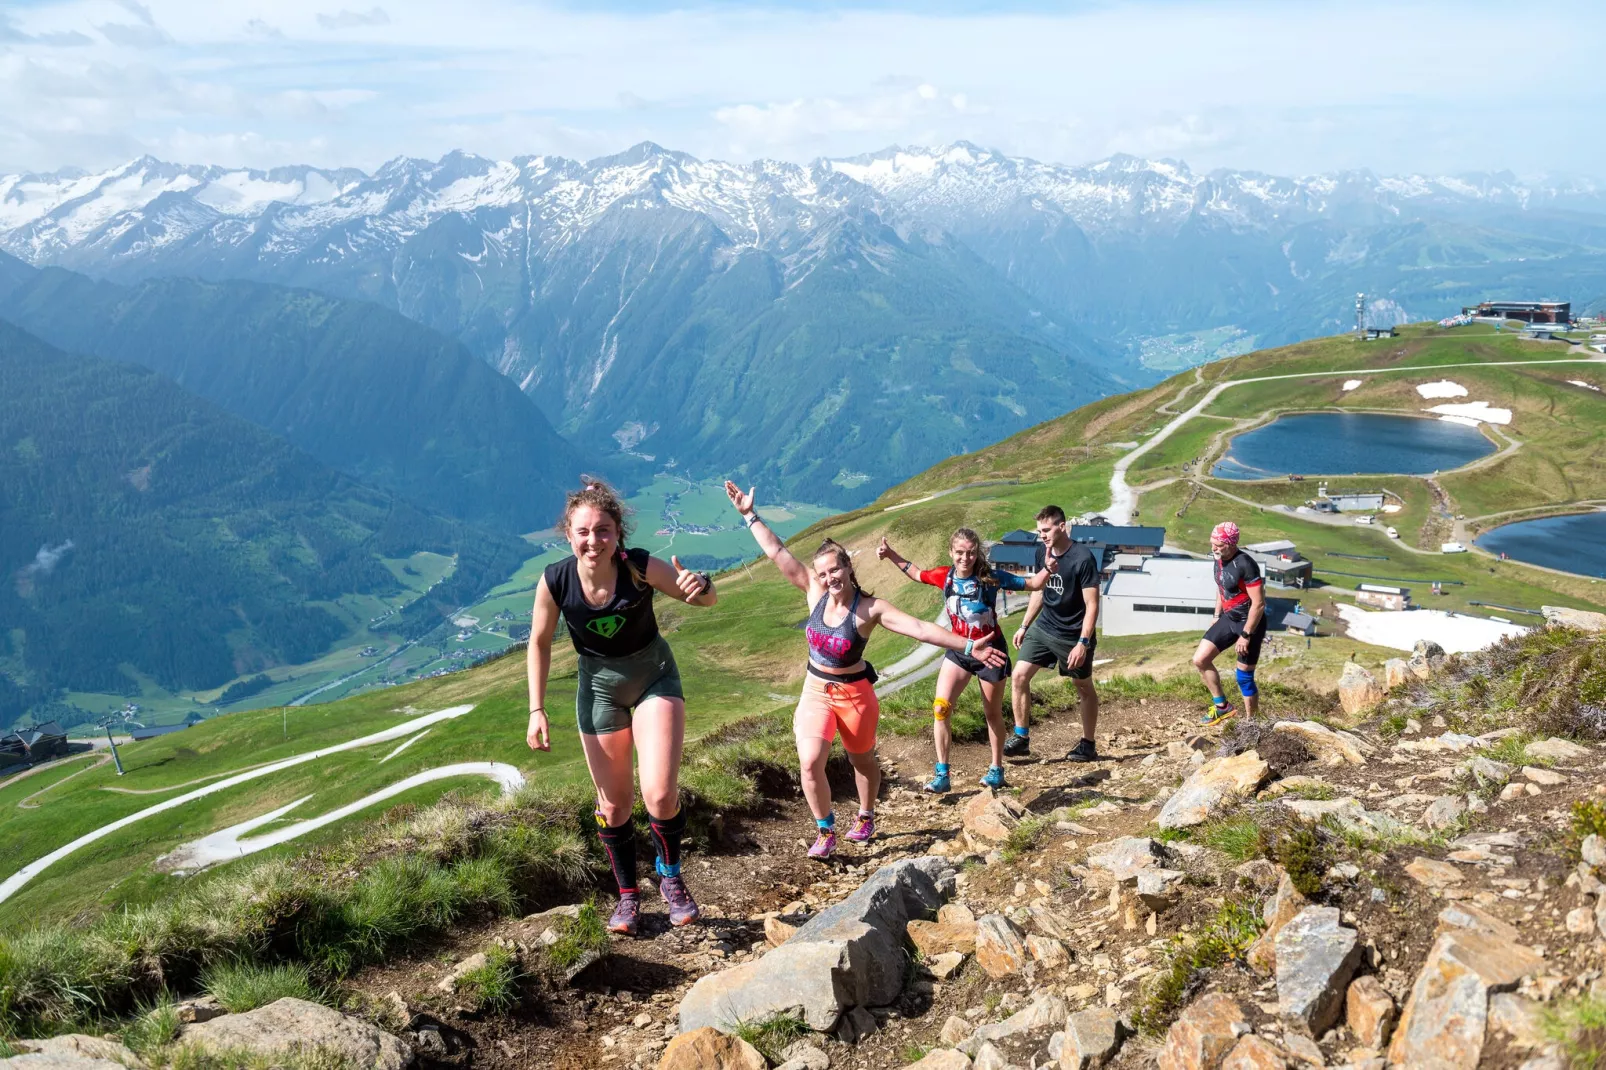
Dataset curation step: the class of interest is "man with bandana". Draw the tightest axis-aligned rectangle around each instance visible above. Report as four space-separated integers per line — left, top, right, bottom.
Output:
1192 520 1267 726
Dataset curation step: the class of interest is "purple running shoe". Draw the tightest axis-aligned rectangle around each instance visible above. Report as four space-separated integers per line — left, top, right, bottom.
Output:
807 829 838 860
659 875 701 927
844 812 876 843
606 892 640 936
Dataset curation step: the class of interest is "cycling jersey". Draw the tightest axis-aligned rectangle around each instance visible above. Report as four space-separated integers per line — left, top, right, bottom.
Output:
1214 551 1264 622
916 567 1027 641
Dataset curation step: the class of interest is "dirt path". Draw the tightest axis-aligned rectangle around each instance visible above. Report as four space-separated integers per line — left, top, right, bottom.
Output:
14 754 108 810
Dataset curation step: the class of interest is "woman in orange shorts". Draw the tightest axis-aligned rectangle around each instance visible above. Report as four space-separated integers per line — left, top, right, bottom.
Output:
727 482 1006 860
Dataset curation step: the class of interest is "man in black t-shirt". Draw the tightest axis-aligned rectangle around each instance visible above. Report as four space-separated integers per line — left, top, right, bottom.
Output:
1008 504 1102 763
1192 519 1267 726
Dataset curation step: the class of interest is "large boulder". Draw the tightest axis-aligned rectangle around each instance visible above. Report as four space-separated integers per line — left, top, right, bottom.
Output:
1526 737 1591 763
1247 872 1308 975
1274 906 1361 1033
1336 662 1384 715
658 1028 766 1070
1157 751 1269 829
1408 640 1447 680
1272 721 1374 766
678 856 955 1033
1157 992 1250 1070
1542 605 1606 632
1345 975 1395 1050
181 998 411 1070
1383 658 1412 689
1387 903 1544 1068
7 1036 145 1070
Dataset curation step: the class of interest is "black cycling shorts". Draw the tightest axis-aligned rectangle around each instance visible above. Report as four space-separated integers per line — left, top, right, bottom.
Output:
1203 614 1267 667
943 648 1011 684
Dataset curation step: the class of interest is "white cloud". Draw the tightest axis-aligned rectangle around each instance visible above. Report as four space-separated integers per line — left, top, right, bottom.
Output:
0 0 1600 177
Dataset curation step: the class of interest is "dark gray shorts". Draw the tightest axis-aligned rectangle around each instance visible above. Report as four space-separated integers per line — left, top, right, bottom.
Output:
1017 627 1097 680
575 634 683 735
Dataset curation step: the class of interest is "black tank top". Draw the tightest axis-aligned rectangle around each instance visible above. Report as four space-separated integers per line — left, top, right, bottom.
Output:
805 590 869 669
544 548 659 658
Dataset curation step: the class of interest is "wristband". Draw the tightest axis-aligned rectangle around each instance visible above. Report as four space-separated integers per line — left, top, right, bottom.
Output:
529 706 545 715
899 561 912 574
1077 637 1093 647
697 573 712 595
744 512 763 528
963 638 975 656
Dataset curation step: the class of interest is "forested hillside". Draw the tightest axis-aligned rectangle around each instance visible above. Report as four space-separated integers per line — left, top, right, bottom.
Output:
0 321 527 728
0 253 585 534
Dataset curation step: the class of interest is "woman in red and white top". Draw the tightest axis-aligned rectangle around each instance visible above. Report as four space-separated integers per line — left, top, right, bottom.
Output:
878 527 1052 793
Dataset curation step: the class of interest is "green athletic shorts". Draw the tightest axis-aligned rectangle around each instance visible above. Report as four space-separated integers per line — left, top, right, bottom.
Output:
1017 626 1097 681
575 634 684 735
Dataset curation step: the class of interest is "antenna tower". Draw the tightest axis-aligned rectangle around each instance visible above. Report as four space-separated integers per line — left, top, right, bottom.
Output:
1355 292 1366 336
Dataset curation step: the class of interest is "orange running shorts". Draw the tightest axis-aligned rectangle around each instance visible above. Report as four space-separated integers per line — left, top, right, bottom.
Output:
793 671 879 753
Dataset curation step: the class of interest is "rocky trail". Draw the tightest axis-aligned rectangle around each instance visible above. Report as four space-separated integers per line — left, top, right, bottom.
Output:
15 638 1606 1070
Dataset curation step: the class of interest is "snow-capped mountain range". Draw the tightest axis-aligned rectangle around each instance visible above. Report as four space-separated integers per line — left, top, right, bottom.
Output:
4 141 1602 269
5 141 1606 505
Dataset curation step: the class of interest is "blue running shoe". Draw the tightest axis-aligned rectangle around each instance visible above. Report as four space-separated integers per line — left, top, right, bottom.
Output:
979 765 1006 790
923 769 951 794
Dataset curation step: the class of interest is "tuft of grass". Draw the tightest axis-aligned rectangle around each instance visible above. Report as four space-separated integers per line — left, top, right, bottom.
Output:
1001 817 1048 864
203 961 323 1014
1151 826 1191 846
1542 994 1606 1069
122 996 183 1056
1132 901 1263 1036
454 945 521 1015
1281 781 1338 801
542 903 609 975
1196 815 1264 862
1377 710 1410 741
1265 824 1328 896
1481 732 1534 769
731 1013 808 1064
1569 800 1606 862
899 1044 932 1064
159 1043 364 1070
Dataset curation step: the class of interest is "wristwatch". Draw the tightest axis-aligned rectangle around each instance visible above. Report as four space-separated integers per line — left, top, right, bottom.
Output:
1077 637 1093 647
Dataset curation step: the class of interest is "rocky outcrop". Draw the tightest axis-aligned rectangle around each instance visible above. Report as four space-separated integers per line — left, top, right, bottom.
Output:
1387 903 1544 1068
1273 906 1361 1033
678 856 956 1033
1345 975 1395 1050
962 791 1026 846
181 998 412 1070
658 1028 766 1070
956 993 1065 1055
7 1036 145 1070
1157 751 1269 829
1383 658 1411 689
1085 837 1169 883
1247 872 1306 975
974 914 1028 978
1336 663 1385 715
1542 605 1606 632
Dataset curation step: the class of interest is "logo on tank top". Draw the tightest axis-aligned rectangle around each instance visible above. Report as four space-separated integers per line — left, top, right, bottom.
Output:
807 627 853 659
586 614 627 639
1044 572 1065 605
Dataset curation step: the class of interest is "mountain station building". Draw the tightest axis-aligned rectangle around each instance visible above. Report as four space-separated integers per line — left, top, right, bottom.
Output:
1462 300 1570 325
1101 557 1219 636
988 529 1045 575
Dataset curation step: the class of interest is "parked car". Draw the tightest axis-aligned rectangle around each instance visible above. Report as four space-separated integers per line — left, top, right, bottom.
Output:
1386 527 1399 539
1354 514 1375 525
1441 541 1468 554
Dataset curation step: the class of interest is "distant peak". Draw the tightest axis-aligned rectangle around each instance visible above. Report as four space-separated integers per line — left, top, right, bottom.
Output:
589 141 694 169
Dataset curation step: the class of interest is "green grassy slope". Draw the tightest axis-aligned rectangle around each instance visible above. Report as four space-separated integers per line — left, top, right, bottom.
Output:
6 320 1605 928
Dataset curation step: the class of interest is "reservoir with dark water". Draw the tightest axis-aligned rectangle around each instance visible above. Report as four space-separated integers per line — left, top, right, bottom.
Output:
1212 413 1496 481
1476 512 1606 578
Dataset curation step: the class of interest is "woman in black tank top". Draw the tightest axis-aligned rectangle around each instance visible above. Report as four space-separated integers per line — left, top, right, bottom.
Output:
527 480 718 937
726 481 1007 861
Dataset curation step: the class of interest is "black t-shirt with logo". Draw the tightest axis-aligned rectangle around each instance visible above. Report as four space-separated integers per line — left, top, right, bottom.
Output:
1033 543 1101 641
544 547 660 658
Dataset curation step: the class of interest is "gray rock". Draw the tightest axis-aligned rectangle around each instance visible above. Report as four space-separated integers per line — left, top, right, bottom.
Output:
678 856 956 1032
1060 1007 1126 1069
1465 756 1513 789
1584 834 1606 869
958 993 1066 1055
1526 737 1591 763
1 1057 129 1070
1423 794 1467 830
1084 837 1167 884
778 1040 830 1070
835 1005 877 1044
181 998 411 1070
6 1036 143 1070
972 1042 1007 1070
1156 751 1269 829
1275 906 1362 1033
902 1051 973 1070
1135 869 1185 912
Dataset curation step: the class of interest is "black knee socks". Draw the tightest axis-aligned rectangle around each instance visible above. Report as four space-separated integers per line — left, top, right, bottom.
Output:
596 817 638 895
648 808 687 878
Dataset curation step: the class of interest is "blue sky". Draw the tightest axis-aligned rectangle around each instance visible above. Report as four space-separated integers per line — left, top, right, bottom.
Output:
1 0 1600 177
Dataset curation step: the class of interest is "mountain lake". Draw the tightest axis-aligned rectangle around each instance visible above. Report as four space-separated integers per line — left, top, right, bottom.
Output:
1212 412 1496 480
1476 511 1606 578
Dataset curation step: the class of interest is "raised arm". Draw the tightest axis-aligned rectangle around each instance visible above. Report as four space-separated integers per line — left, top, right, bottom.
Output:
866 596 1008 667
525 577 561 751
645 554 718 608
725 481 811 593
876 536 935 585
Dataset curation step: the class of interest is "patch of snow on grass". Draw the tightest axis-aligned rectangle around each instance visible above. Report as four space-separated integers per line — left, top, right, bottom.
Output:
1416 380 1469 399
1342 379 1363 391
1426 401 1511 425
1569 380 1601 392
1335 604 1528 653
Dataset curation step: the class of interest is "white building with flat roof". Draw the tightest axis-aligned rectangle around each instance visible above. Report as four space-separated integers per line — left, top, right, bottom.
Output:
1102 557 1218 636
